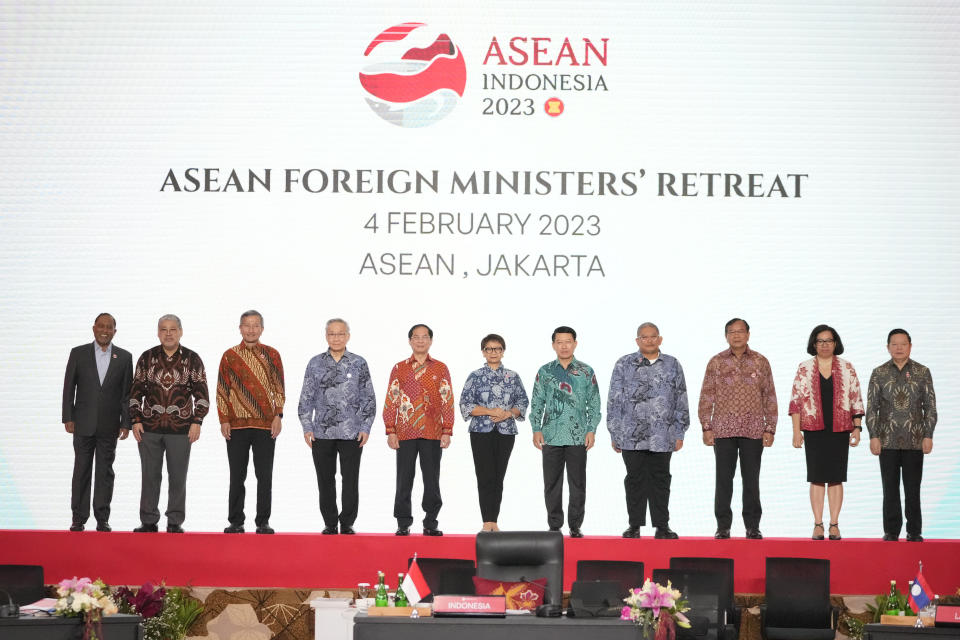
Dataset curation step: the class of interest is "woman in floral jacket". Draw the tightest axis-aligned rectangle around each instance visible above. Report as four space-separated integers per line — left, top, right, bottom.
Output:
789 324 864 541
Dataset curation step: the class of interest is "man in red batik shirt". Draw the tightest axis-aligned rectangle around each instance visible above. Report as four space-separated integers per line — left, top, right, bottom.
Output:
383 324 454 536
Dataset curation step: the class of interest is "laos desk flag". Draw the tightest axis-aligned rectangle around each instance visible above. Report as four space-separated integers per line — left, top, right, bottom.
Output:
402 555 431 606
909 563 933 613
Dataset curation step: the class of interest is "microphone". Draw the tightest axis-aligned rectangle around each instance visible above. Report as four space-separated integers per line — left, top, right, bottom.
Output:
0 588 19 618
520 576 562 618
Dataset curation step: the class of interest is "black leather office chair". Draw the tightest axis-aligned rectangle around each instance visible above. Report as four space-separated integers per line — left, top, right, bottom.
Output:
670 557 738 630
761 558 837 640
475 531 564 606
575 560 644 597
406 557 475 602
653 568 736 640
0 565 45 606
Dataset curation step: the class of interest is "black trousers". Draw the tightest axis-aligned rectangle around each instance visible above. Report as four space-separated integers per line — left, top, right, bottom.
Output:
879 448 924 536
542 444 587 529
622 449 673 528
714 437 763 530
226 428 275 527
311 437 363 528
394 438 443 529
71 432 118 525
470 430 516 522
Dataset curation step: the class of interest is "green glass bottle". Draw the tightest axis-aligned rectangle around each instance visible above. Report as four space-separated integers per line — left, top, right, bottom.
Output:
395 573 409 607
885 580 899 616
375 571 389 607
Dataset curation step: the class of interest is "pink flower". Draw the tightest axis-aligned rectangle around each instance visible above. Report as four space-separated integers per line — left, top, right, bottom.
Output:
621 605 633 620
636 580 675 619
58 577 93 594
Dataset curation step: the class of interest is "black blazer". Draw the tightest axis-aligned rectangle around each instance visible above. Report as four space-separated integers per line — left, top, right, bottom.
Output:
62 343 133 437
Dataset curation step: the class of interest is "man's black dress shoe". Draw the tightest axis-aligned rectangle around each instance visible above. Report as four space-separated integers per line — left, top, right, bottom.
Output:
321 526 338 535
882 532 898 541
69 523 85 532
395 527 410 536
569 528 584 538
340 526 356 535
548 527 561 532
423 528 443 536
714 528 730 539
256 525 275 534
655 527 679 540
166 524 185 533
622 527 641 538
134 523 158 533
745 528 763 539
224 524 244 534
906 533 924 542
96 522 112 532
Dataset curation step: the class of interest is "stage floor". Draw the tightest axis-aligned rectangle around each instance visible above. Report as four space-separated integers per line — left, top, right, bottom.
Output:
2 529 955 594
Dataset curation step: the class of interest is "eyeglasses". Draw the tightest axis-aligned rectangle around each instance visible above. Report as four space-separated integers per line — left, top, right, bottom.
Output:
326 332 347 338
726 329 748 335
638 335 660 342
815 339 835 345
483 346 504 353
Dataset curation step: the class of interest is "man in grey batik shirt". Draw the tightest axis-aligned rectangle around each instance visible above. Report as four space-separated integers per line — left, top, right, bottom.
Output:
607 322 689 540
866 328 937 542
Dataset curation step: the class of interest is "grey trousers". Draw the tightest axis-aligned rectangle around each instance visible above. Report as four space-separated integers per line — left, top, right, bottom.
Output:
138 431 192 526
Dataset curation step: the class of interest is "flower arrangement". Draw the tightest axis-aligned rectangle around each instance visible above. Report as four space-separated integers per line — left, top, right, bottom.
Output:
621 580 691 640
55 577 117 640
114 582 204 640
114 582 166 619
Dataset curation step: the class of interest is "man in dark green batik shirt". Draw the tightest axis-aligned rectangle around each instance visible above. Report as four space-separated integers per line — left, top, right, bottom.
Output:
866 328 937 542
529 325 601 538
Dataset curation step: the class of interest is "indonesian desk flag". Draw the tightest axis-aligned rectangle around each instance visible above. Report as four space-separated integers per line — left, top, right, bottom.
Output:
909 569 933 613
402 557 431 605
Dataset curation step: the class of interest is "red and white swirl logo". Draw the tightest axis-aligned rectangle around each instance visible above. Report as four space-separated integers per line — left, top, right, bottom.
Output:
359 23 467 128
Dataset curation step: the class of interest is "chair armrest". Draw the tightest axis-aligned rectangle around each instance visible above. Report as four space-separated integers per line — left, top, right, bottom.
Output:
831 605 843 630
730 603 743 629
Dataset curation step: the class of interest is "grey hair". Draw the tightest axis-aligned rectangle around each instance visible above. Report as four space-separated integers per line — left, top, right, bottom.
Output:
240 309 264 327
158 314 182 329
326 317 350 332
637 322 659 336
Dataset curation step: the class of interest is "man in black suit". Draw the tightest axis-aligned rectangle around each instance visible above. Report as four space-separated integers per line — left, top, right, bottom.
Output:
62 312 133 532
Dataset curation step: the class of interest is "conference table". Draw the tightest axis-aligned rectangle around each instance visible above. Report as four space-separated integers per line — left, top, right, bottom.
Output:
0 613 143 640
354 613 643 640
863 624 960 640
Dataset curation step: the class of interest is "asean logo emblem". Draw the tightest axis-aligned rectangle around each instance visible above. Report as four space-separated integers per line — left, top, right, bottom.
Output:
359 23 467 128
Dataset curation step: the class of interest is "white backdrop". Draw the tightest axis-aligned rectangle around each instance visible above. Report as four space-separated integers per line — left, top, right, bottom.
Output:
1 1 958 538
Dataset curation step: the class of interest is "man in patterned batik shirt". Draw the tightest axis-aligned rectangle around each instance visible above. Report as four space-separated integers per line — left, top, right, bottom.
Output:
866 328 937 542
383 324 454 536
698 318 777 540
217 310 285 535
130 314 210 533
299 318 376 535
529 326 601 538
607 322 689 540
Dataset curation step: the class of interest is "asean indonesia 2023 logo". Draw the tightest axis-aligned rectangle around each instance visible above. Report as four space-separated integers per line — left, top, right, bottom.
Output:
359 23 467 128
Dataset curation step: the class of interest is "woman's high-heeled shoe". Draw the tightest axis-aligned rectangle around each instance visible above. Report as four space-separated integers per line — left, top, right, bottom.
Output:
812 522 825 540
829 523 841 540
